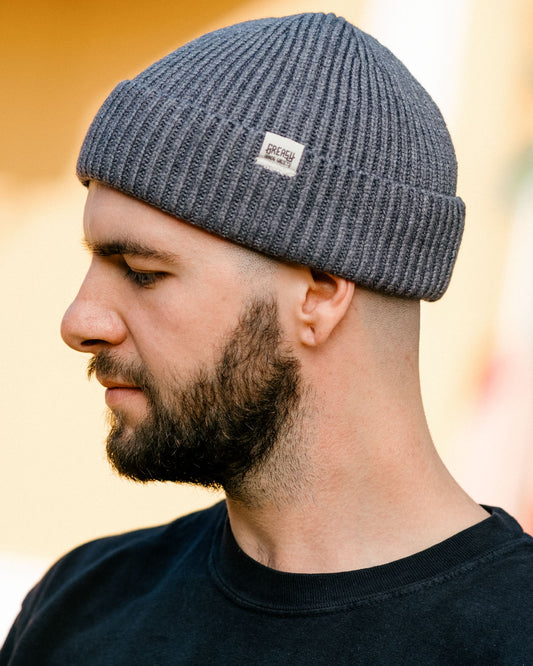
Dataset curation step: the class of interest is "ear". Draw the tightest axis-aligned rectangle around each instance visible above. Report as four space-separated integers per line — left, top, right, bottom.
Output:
298 269 355 347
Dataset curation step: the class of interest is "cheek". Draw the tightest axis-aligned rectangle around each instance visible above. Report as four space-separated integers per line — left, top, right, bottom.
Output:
126 289 241 374
268 297 298 348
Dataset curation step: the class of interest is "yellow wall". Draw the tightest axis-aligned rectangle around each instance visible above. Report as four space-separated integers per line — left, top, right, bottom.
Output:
425 0 533 430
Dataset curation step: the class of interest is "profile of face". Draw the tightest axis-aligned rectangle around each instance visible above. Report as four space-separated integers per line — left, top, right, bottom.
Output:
60 183 302 498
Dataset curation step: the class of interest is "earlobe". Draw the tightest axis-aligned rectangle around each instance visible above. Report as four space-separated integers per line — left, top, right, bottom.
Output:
299 269 355 347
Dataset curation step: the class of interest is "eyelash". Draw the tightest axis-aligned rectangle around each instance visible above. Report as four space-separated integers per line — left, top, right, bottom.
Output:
124 267 167 288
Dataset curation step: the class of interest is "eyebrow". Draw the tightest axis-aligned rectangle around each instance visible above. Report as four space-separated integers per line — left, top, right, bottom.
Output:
82 238 176 263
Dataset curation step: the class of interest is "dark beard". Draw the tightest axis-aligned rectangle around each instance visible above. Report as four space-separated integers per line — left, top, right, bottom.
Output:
87 298 301 497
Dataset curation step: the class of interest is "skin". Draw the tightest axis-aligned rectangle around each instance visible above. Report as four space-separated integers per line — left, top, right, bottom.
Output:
61 181 488 574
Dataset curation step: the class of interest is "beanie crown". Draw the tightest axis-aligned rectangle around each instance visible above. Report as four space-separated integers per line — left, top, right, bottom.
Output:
77 13 465 301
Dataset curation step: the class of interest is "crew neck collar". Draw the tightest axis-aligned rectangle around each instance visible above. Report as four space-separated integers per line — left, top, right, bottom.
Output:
208 505 525 613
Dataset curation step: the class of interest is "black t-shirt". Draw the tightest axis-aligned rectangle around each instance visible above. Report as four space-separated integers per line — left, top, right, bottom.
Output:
2 502 533 665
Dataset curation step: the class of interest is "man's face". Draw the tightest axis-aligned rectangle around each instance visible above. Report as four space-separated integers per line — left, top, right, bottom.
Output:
61 183 301 497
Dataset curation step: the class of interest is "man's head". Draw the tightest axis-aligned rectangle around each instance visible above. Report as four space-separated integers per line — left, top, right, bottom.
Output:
63 13 465 498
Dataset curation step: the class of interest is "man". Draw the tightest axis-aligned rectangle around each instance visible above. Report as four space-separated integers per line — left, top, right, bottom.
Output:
2 12 532 665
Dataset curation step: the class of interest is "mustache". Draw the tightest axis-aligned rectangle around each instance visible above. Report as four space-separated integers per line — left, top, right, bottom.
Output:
87 352 153 393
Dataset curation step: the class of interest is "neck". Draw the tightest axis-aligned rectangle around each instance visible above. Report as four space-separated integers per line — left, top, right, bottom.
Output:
225 361 487 574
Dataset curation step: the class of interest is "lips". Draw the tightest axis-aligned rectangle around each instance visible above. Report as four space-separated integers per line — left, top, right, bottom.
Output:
96 375 145 411
97 376 140 390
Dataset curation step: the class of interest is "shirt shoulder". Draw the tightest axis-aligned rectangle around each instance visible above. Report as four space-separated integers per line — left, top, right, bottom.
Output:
3 501 226 650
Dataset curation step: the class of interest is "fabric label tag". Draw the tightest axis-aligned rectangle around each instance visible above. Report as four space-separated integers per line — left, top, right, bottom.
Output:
256 131 305 178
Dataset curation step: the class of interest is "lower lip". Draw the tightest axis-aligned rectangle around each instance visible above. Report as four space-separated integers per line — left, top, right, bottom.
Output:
105 387 145 408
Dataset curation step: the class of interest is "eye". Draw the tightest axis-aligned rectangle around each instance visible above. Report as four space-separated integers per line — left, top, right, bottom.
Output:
124 266 167 288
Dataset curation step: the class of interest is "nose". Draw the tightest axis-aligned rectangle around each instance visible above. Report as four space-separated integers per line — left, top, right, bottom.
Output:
60 267 127 353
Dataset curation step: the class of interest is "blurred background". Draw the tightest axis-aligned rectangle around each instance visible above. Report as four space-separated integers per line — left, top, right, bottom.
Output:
1 0 532 642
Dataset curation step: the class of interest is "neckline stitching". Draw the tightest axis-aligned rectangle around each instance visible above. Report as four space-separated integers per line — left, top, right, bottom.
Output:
209 535 530 616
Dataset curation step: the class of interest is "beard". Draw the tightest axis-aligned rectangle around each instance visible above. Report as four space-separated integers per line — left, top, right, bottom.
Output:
87 298 302 499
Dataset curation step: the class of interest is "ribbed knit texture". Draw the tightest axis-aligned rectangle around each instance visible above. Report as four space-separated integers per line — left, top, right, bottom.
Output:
77 13 465 300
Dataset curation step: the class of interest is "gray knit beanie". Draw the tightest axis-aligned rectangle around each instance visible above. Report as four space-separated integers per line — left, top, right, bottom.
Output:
77 13 465 301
